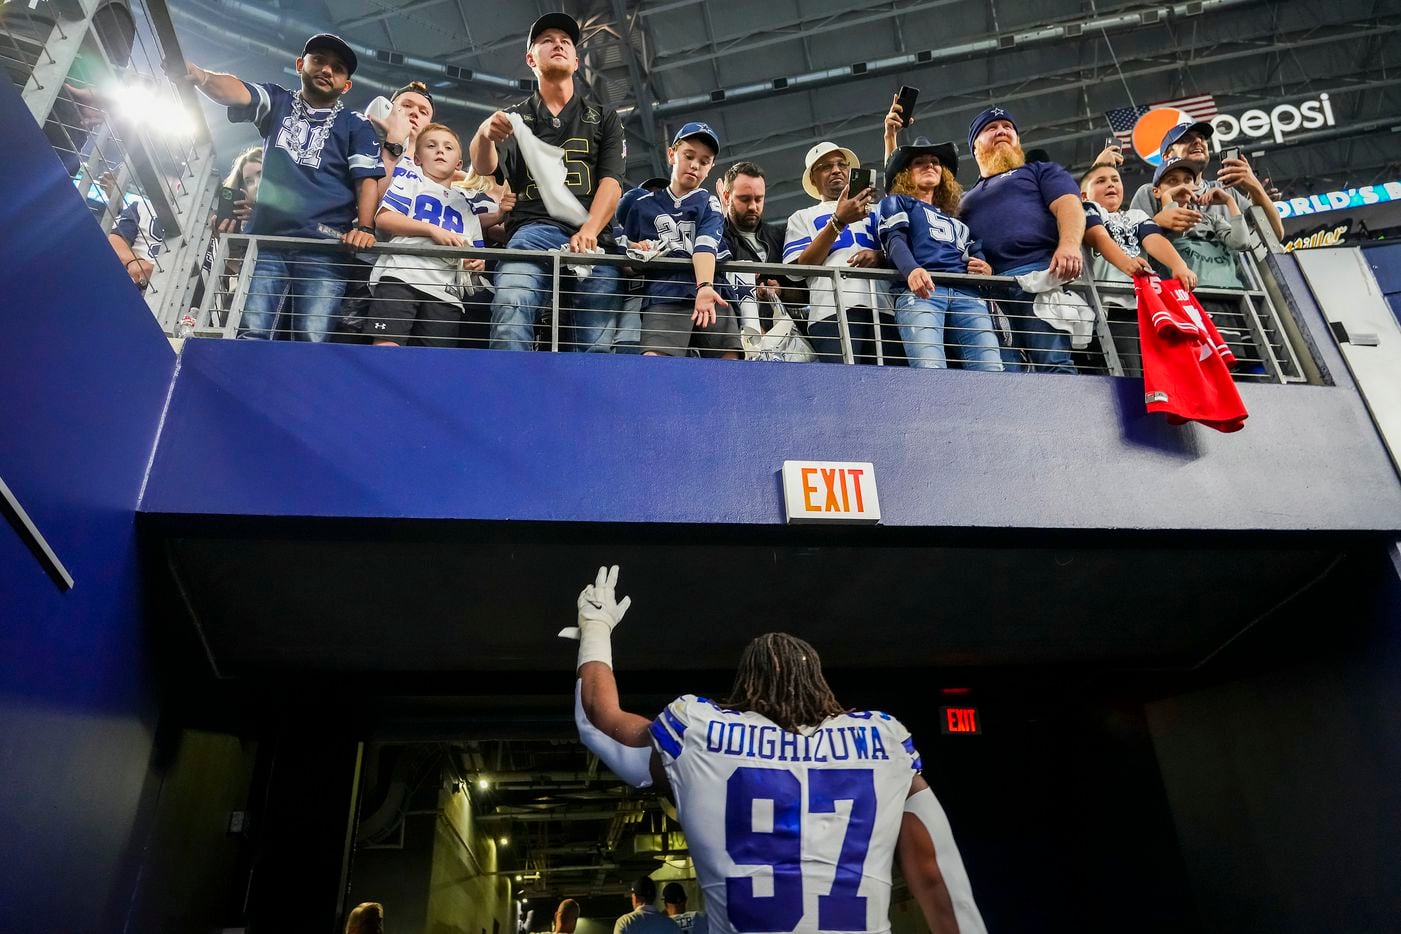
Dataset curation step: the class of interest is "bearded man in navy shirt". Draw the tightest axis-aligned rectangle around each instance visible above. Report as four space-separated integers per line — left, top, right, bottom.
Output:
187 34 384 341
959 108 1098 374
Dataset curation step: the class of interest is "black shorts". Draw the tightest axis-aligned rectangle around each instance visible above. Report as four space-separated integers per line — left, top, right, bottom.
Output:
367 278 464 348
640 301 740 357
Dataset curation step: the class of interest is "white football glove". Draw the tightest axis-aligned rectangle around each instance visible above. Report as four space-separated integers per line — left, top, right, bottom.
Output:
559 565 631 669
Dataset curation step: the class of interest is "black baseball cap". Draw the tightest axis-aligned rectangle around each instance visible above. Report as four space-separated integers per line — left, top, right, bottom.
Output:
662 882 687 905
629 876 657 902
527 12 581 49
302 34 358 76
392 82 434 107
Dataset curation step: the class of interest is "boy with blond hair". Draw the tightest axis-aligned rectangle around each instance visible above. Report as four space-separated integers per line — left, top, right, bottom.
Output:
369 123 503 347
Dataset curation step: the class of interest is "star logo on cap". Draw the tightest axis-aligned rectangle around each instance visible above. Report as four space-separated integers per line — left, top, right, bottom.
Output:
990 108 1006 116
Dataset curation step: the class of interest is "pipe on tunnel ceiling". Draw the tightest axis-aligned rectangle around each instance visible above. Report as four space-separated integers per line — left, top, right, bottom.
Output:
497 807 653 821
486 770 619 783
483 862 620 875
650 0 1264 117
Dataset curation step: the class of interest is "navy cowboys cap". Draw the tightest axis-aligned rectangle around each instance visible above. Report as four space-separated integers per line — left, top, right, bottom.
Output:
1152 154 1200 186
302 34 358 76
528 12 582 49
1157 120 1215 157
671 121 720 154
967 106 1017 151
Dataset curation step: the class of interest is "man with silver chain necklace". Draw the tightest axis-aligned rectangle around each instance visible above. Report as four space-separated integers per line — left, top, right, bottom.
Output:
187 34 384 341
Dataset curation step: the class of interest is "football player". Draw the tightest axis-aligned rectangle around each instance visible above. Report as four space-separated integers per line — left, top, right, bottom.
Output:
564 566 986 934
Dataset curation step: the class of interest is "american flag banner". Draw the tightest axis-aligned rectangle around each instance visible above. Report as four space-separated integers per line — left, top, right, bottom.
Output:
1105 104 1151 146
1104 94 1220 145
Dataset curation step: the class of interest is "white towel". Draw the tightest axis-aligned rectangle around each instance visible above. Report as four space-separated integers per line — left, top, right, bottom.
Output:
1015 268 1096 350
507 113 590 229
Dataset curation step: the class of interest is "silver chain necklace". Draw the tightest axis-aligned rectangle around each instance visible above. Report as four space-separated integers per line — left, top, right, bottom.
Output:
292 91 344 125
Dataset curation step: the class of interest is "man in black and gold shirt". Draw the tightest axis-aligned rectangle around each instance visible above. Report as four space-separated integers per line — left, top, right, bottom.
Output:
470 12 626 351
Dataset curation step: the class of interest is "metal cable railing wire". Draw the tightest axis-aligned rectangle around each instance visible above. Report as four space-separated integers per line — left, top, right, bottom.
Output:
195 234 1304 381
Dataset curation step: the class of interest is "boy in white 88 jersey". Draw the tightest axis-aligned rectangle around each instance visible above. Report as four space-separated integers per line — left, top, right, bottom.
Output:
565 567 985 934
369 123 501 347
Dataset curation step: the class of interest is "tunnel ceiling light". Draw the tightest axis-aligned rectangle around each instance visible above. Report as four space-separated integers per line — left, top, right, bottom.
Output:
499 836 510 846
478 777 490 789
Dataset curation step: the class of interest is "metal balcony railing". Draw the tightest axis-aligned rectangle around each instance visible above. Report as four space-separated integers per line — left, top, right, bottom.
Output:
194 218 1307 383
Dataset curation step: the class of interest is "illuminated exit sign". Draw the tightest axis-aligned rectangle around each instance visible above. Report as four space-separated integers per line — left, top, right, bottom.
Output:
940 707 980 735
781 461 881 524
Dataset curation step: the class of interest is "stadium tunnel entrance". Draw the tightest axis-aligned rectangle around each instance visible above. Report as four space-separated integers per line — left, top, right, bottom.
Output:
133 516 1401 933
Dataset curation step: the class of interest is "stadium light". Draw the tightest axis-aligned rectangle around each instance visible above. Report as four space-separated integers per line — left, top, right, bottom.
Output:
109 81 197 138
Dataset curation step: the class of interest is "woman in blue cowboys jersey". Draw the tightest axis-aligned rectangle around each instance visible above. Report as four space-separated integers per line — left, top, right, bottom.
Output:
564 566 986 934
877 140 1001 371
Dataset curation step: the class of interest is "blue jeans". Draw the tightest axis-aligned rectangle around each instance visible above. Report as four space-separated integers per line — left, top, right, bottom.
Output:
239 249 349 342
894 287 1003 371
997 260 1076 374
491 223 621 352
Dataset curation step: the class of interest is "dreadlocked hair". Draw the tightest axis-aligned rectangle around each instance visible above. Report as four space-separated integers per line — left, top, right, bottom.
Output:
722 633 846 733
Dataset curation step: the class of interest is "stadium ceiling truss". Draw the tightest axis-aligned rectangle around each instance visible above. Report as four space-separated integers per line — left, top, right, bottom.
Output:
170 0 1400 212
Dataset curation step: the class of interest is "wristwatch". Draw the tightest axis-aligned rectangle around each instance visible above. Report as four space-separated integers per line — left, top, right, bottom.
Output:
695 281 714 292
352 224 376 236
828 216 847 233
383 140 405 158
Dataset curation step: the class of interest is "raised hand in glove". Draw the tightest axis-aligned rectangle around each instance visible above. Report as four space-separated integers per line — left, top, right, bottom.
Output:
559 565 632 669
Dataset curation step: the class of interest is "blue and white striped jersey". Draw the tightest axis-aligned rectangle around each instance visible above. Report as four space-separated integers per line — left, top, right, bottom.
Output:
876 195 973 289
371 166 494 303
651 696 922 934
623 187 729 306
782 203 888 323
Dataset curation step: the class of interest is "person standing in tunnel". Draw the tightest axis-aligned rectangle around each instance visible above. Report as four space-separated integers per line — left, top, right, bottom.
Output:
661 881 709 934
616 876 680 934
562 567 987 934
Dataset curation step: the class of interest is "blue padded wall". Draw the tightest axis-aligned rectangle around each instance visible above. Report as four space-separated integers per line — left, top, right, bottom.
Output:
0 80 176 928
144 339 1401 532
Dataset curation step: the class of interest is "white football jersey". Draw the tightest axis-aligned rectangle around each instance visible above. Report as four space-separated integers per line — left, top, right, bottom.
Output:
371 165 494 303
651 696 922 934
782 203 890 323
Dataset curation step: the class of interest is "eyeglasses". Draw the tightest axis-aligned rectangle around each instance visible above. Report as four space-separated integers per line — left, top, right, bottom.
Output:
814 160 850 172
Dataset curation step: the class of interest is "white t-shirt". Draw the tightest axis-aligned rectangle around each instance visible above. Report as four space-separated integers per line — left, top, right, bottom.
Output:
783 202 890 323
371 165 494 303
650 696 922 934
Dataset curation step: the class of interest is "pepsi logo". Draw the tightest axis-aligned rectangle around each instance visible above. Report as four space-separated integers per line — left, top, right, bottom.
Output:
1131 107 1191 167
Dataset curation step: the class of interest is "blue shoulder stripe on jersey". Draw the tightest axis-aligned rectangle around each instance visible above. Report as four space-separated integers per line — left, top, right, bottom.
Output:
879 211 909 231
661 707 687 738
902 737 922 770
649 718 683 759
